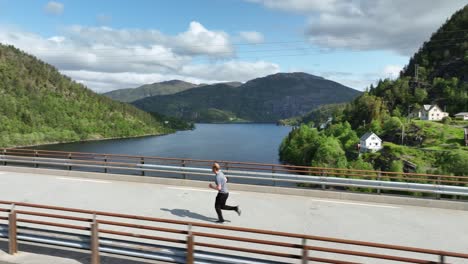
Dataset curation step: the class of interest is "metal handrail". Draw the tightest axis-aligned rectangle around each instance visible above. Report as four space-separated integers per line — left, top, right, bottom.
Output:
0 200 467 263
4 148 467 180
1 154 468 197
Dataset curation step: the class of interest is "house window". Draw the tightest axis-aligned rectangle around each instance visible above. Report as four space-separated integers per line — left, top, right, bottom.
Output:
371 137 375 140
375 143 378 146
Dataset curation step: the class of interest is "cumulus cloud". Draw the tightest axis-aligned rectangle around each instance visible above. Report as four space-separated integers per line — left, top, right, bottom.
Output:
44 1 64 15
62 60 279 93
239 31 265 44
173 22 234 57
248 0 466 55
181 61 279 82
0 22 279 93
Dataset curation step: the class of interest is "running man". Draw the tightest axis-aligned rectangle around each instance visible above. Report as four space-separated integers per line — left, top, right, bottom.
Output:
208 163 241 223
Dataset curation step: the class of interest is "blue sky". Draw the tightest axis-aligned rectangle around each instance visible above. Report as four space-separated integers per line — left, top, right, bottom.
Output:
0 0 466 92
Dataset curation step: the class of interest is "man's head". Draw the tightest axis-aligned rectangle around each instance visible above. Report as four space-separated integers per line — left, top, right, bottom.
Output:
212 162 220 173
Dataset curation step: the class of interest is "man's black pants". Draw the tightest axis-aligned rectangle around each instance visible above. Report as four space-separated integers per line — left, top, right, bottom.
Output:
215 192 237 221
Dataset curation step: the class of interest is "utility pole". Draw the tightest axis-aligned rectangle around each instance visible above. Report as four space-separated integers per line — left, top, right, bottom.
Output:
401 123 405 145
415 64 419 84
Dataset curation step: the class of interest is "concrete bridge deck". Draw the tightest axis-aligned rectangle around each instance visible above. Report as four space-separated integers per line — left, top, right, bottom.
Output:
0 167 467 263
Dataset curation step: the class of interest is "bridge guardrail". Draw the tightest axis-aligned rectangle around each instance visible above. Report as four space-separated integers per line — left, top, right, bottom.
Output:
3 148 468 184
0 200 467 263
1 151 468 197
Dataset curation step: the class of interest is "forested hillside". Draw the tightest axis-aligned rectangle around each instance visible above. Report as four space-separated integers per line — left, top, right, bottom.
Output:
279 5 468 177
133 72 361 123
0 44 171 147
365 5 467 118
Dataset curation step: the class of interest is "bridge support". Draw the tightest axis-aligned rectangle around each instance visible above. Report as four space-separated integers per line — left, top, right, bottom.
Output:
8 206 17 255
91 216 100 264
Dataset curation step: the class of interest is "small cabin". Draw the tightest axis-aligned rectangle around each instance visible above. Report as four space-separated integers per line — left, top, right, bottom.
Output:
359 132 382 152
454 112 468 121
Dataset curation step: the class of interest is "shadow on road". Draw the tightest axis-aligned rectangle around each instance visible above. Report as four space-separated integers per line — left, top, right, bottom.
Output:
160 208 219 222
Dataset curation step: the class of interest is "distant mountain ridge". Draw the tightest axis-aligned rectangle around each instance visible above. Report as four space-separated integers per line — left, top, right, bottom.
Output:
103 80 202 102
132 72 361 122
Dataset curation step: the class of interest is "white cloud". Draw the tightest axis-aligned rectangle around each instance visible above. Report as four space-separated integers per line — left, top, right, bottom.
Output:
382 65 403 79
64 22 233 58
248 0 467 55
173 21 234 57
44 1 64 15
246 0 341 13
181 61 280 83
62 60 279 93
239 31 265 44
0 28 189 73
0 23 279 93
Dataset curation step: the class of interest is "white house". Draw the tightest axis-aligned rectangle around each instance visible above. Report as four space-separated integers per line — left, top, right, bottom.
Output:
454 112 468 120
319 117 333 129
359 132 382 152
409 104 449 121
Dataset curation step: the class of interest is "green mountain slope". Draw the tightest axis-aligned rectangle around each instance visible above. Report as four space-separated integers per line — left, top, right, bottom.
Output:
103 80 201 103
132 72 361 123
368 5 467 116
0 44 170 147
403 5 468 83
279 5 468 177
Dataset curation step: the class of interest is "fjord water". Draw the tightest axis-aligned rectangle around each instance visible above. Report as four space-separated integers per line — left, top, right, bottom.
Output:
33 123 292 164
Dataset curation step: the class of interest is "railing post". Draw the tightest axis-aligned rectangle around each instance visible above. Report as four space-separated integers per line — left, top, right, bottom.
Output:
186 224 194 264
3 149 7 166
272 165 276 186
104 156 108 173
34 151 39 168
91 214 100 264
439 254 445 264
140 157 145 176
182 160 186 179
68 153 72 171
8 205 17 255
321 170 326 190
436 176 441 200
377 171 382 194
301 238 308 264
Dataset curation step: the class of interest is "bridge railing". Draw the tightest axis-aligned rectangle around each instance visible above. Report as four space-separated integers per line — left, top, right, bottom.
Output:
0 200 467 264
1 148 468 198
